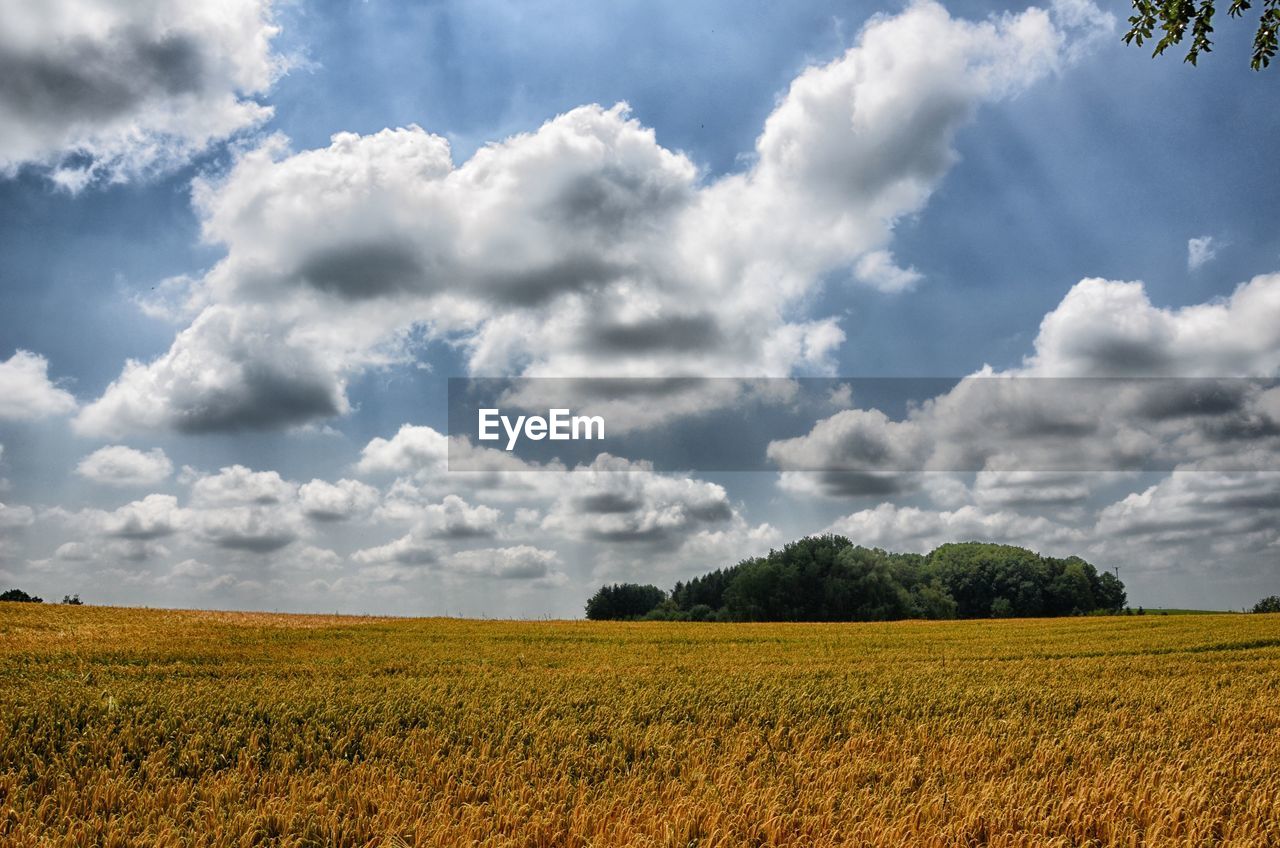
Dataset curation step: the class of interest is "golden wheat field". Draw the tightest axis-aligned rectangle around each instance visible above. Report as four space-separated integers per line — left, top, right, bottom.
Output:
1 605 1278 847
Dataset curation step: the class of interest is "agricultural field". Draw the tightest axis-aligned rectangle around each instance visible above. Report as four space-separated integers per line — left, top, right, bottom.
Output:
2 605 1279 847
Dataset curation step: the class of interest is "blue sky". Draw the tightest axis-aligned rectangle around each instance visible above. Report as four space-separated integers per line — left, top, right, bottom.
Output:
1 0 1278 615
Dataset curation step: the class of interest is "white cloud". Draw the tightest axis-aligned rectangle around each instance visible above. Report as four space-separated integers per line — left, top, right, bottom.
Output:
0 350 76 420
54 464 311 560
1187 236 1218 271
189 464 295 506
541 454 734 546
355 424 449 477
852 250 924 292
298 478 379 522
1026 274 1280 377
1095 471 1280 547
0 502 35 530
78 0 1108 437
417 495 501 538
371 492 502 536
0 0 284 186
352 428 765 578
827 502 1085 554
192 505 303 553
970 470 1097 508
76 445 173 486
448 546 567 583
351 533 440 567
769 274 1280 496
92 493 185 541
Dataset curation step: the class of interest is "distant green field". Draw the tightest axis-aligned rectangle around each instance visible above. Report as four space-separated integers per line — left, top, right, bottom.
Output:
1141 608 1231 615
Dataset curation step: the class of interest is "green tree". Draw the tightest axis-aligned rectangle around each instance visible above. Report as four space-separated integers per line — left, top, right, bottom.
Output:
1047 559 1097 615
1253 595 1280 613
1125 0 1280 70
0 588 42 603
687 604 715 622
830 546 915 621
911 582 959 620
1094 572 1127 613
590 537 1124 623
584 583 666 620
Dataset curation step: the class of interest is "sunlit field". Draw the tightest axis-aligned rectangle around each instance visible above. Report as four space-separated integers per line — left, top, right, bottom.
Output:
2 605 1278 847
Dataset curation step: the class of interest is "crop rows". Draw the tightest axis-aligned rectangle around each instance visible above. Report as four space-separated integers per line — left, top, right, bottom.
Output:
1 606 1278 846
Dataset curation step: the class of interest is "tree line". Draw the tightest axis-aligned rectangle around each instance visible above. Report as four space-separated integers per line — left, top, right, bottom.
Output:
1 589 82 605
585 536 1129 621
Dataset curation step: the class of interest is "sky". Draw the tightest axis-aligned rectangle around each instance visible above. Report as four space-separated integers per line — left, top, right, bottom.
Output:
0 0 1278 616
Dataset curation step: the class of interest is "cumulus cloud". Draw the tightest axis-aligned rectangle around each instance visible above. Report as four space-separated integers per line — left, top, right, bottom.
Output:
78 0 1109 437
1025 274 1280 377
192 505 303 553
770 274 1280 496
76 445 173 486
351 533 440 567
541 454 734 546
92 493 185 541
48 464 316 565
298 478 379 522
1095 471 1280 547
827 502 1085 554
351 423 766 578
0 502 35 530
1187 236 1218 271
74 306 351 437
416 495 501 538
370 492 502 536
355 424 449 477
0 350 76 420
0 0 283 187
188 464 295 506
448 546 567 584
969 470 1097 508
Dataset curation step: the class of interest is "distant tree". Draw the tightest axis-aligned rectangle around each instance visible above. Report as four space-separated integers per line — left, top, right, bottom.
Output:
1 589 43 603
585 537 1125 623
1125 0 1280 69
61 594 83 605
687 604 715 622
642 599 688 621
671 564 745 612
584 583 666 620
911 581 958 620
1094 572 1127 613
928 543 1051 617
1252 595 1280 613
830 545 915 621
1040 557 1097 615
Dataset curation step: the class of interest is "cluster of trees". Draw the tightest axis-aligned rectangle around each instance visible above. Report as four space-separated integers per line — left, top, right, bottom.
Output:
585 536 1128 622
1 589 82 605
1254 596 1280 614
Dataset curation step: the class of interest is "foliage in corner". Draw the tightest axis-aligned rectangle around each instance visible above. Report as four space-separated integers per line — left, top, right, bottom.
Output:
1125 0 1280 69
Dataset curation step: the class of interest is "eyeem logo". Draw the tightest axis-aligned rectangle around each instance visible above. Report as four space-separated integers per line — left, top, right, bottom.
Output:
478 408 605 451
